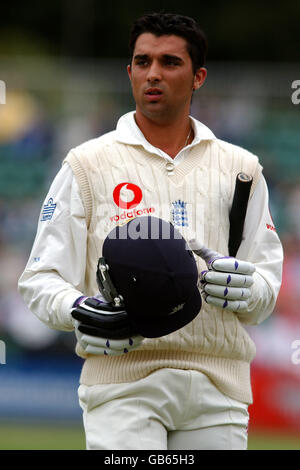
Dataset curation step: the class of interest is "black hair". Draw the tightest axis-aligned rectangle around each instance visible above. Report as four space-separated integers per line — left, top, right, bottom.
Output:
128 12 208 74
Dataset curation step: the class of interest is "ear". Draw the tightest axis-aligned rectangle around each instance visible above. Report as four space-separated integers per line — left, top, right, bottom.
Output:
193 67 207 91
127 64 132 81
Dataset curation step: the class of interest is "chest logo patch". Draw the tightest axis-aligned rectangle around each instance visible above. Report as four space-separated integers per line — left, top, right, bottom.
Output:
172 200 189 227
113 182 143 209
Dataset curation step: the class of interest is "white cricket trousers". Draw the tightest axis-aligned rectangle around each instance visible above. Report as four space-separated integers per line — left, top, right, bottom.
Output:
78 368 249 450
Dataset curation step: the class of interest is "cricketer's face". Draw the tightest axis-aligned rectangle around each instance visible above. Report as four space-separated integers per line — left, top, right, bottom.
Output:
127 33 206 124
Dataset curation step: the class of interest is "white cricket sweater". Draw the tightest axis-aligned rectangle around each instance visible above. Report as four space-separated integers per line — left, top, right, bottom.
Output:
18 112 283 404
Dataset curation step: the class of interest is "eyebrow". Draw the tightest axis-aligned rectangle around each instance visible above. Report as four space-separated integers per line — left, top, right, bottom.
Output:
133 54 184 63
133 54 149 61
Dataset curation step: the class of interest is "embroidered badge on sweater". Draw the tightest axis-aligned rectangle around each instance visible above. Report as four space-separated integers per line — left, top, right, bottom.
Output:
172 200 189 227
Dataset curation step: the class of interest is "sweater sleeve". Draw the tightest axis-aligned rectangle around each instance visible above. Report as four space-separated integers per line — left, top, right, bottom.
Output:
18 163 87 331
234 175 283 325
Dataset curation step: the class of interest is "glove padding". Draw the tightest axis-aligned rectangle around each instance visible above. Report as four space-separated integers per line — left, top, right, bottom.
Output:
71 296 137 339
190 242 255 313
71 296 144 356
74 320 143 356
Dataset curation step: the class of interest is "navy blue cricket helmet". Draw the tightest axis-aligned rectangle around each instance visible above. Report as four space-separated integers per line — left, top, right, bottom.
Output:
96 216 202 338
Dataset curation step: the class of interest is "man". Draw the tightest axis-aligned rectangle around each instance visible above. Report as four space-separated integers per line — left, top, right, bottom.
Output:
18 12 283 450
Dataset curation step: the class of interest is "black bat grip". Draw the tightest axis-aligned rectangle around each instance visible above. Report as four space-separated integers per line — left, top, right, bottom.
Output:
228 172 253 257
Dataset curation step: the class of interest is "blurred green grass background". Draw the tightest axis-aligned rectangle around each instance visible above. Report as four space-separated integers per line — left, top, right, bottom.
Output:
0 423 299 450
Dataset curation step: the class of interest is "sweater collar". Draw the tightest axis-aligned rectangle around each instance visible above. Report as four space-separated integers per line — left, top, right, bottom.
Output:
115 111 216 163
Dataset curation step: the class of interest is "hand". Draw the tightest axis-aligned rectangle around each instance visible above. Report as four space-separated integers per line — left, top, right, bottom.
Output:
74 320 144 356
190 241 255 312
71 296 144 356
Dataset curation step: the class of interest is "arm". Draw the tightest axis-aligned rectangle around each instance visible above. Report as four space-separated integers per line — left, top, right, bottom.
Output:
18 163 87 331
18 163 144 355
191 175 283 326
234 175 283 324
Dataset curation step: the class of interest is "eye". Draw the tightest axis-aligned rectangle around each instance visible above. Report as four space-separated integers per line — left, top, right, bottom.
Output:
166 59 178 66
164 56 181 66
135 58 149 67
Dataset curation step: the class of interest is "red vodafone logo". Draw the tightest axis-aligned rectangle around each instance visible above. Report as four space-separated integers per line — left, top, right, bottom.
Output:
113 182 143 209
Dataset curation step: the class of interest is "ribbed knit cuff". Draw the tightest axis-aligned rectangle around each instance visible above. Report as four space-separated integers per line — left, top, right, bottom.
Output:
57 291 85 330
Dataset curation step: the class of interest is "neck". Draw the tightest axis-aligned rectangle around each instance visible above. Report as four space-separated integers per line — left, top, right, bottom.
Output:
134 110 193 159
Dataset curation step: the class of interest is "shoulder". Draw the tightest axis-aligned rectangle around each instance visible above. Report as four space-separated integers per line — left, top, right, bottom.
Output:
72 130 118 155
63 130 124 168
210 138 263 194
214 138 259 163
214 138 261 175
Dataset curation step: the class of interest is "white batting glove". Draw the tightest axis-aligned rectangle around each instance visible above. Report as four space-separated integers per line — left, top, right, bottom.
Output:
189 240 255 312
74 320 144 356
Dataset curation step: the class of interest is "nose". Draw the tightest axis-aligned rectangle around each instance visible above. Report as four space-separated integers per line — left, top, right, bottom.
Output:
146 61 162 83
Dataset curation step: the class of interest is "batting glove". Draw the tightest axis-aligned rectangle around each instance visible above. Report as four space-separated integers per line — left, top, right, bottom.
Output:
190 242 255 312
71 296 144 356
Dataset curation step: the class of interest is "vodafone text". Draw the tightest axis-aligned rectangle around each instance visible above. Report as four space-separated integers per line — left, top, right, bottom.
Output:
110 207 155 223
266 223 276 232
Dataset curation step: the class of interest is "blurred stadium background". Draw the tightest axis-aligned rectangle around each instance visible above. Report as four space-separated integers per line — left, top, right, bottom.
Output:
0 1 300 450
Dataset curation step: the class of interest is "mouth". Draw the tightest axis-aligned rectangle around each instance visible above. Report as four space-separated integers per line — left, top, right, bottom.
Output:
144 88 163 102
